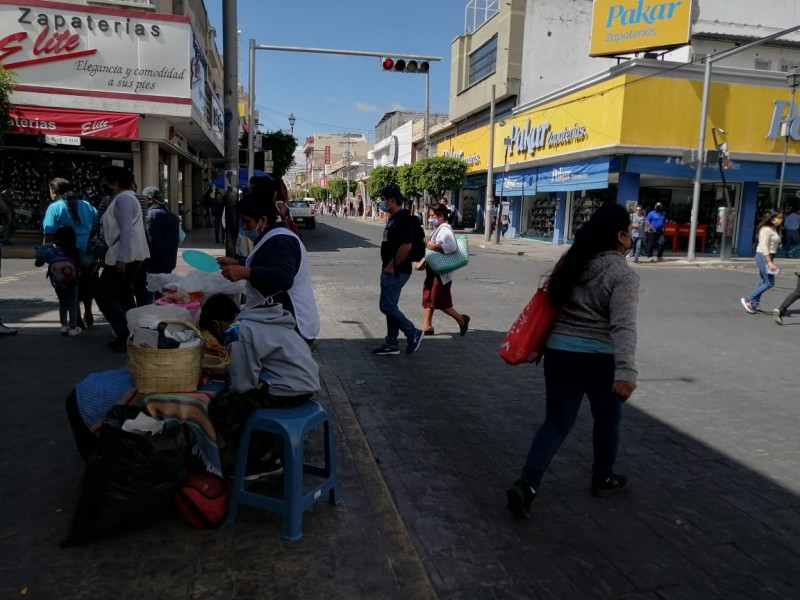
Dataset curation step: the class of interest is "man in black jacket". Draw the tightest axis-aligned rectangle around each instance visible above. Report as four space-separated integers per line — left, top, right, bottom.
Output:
135 186 180 305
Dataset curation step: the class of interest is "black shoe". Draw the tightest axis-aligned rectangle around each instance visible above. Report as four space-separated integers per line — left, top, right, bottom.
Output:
459 315 470 337
591 474 628 497
507 478 536 519
372 343 400 355
422 328 435 336
406 329 423 354
244 454 283 482
107 339 127 352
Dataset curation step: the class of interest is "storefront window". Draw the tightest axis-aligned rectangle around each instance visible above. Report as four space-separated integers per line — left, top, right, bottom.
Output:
522 193 557 239
570 189 616 238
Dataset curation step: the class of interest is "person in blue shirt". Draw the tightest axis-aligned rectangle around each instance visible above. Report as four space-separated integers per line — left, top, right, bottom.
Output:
645 202 667 262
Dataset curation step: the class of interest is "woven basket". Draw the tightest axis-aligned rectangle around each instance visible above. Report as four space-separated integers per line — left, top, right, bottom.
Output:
128 318 205 394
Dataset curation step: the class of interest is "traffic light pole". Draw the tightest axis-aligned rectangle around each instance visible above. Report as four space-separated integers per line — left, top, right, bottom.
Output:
484 84 496 242
245 43 441 185
222 0 239 258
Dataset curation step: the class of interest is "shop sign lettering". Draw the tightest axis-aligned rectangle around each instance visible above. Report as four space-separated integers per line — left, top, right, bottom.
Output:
766 100 800 141
508 120 588 157
605 1 682 28
80 119 113 136
442 149 481 165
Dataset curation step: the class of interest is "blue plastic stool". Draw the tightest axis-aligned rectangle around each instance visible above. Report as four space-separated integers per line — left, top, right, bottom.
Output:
226 400 340 540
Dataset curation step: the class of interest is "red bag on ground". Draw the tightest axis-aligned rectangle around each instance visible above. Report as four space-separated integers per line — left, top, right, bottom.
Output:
174 474 229 529
499 284 558 366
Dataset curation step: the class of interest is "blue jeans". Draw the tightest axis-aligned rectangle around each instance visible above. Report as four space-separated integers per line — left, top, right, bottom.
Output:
786 229 799 256
522 349 622 487
745 253 774 307
631 236 643 261
379 271 416 347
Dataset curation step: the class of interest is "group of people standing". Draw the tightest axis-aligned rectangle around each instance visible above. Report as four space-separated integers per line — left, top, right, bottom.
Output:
628 202 667 263
33 166 181 347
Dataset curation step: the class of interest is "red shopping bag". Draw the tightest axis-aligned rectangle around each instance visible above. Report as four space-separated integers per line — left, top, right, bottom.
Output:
499 285 558 366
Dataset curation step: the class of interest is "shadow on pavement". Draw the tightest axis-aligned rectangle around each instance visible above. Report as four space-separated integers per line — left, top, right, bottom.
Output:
314 329 800 599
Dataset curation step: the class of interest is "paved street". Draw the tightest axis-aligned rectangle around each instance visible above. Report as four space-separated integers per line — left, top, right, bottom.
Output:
2 217 799 599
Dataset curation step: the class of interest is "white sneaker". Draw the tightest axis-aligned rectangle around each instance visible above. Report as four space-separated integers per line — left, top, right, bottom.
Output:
68 327 83 336
0 323 18 336
60 325 69 334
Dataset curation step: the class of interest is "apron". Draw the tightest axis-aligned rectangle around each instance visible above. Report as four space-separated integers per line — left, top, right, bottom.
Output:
244 226 320 340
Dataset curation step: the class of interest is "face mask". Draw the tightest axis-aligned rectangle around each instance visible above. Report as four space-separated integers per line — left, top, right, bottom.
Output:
240 227 260 242
428 218 439 227
379 201 388 213
773 218 783 227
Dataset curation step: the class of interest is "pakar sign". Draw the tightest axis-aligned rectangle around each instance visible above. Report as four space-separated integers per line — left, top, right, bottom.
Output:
0 0 191 103
590 0 692 57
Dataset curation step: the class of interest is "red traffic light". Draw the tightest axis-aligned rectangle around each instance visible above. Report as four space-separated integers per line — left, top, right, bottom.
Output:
381 57 430 74
382 58 394 70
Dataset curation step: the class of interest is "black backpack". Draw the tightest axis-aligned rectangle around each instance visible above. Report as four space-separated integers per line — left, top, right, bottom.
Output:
409 214 426 262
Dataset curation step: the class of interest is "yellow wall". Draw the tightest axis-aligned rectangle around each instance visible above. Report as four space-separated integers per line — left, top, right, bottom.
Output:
438 73 795 172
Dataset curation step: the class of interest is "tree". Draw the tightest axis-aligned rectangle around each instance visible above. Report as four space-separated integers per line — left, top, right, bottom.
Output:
416 157 467 200
238 130 297 179
0 67 16 141
397 164 422 200
328 179 358 202
367 166 398 199
308 186 328 202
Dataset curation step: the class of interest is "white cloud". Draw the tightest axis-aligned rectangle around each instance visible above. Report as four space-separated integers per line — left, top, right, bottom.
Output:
355 102 381 113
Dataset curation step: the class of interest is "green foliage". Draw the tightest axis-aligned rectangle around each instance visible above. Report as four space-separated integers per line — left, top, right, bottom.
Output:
0 67 16 141
308 186 328 202
396 164 422 200
328 179 358 201
416 157 467 200
367 166 398 199
238 130 297 179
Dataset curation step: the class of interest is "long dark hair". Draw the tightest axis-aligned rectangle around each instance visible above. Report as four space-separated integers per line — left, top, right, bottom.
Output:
757 210 779 231
49 178 79 223
430 203 451 220
52 226 80 264
548 203 631 308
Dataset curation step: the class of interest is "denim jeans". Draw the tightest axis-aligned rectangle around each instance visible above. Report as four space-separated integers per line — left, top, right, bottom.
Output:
55 285 79 329
379 270 416 347
745 253 775 307
631 236 643 261
786 229 800 256
522 349 622 488
646 230 665 258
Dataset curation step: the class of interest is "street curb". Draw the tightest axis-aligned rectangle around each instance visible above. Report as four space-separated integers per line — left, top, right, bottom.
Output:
318 363 437 600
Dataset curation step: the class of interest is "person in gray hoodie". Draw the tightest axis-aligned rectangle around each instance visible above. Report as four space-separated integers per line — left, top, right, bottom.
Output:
507 203 639 519
200 294 320 479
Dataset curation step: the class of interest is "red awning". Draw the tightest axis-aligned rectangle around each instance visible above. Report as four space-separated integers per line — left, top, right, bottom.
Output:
8 106 139 139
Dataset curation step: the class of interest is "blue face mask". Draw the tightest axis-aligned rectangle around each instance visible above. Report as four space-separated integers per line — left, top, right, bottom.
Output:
240 227 260 242
428 218 439 227
379 201 388 213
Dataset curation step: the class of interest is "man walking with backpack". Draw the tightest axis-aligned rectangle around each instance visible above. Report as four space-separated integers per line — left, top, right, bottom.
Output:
373 185 424 356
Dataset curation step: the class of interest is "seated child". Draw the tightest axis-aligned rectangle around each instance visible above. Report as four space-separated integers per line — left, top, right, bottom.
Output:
199 294 321 478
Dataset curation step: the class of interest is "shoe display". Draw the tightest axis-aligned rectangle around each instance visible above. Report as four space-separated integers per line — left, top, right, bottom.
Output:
0 323 18 336
68 327 83 336
773 309 784 325
507 478 536 519
459 315 470 337
372 343 400 356
591 474 628 497
740 298 756 314
406 329 423 354
60 325 69 334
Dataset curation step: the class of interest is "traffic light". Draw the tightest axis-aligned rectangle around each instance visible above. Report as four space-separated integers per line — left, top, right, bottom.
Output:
381 57 429 74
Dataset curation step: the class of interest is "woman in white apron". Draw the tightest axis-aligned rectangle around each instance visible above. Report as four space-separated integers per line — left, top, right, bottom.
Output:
217 185 320 346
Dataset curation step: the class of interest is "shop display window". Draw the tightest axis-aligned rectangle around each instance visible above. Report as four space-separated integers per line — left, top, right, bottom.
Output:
570 188 616 238
525 193 557 239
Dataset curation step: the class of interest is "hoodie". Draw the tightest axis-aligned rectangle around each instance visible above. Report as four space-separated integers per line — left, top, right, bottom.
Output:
550 252 639 383
226 303 320 397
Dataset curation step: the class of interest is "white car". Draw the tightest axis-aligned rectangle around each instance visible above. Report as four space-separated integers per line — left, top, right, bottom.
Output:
287 199 316 229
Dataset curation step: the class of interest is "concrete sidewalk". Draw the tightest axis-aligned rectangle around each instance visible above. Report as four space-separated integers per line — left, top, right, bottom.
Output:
0 231 435 600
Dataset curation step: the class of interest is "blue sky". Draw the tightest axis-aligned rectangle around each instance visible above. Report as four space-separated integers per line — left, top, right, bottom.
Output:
206 0 466 145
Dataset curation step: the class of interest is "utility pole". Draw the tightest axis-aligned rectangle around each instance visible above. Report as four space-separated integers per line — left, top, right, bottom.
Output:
484 84 496 242
340 135 356 211
222 0 239 258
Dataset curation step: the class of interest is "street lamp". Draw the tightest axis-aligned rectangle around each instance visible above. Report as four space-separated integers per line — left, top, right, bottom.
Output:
288 112 296 135
777 69 800 209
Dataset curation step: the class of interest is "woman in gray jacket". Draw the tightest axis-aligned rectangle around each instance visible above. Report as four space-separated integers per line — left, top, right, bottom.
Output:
507 203 639 519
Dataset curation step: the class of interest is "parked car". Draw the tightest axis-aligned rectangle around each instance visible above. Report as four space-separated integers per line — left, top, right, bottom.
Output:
287 199 316 229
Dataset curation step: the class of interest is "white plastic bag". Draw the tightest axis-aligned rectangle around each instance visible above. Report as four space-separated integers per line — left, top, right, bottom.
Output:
126 304 192 332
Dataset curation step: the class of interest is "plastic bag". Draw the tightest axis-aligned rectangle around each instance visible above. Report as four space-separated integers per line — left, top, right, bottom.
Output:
147 270 246 298
126 304 192 332
61 406 194 547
